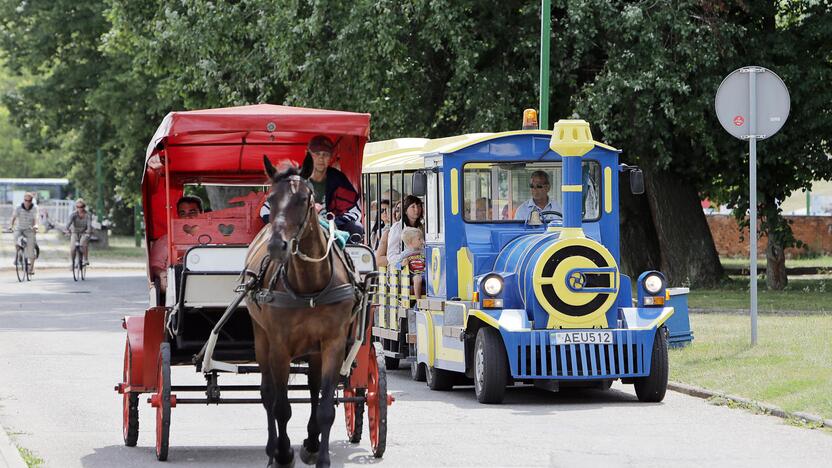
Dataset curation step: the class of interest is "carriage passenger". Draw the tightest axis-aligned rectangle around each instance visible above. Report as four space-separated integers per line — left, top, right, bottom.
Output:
395 227 426 298
149 196 203 292
383 195 423 268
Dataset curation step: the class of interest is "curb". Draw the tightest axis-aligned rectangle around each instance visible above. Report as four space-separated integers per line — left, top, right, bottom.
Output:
0 424 27 468
669 381 832 428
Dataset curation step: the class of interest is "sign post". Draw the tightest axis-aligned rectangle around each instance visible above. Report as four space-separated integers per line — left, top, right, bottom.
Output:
539 0 551 130
715 66 790 345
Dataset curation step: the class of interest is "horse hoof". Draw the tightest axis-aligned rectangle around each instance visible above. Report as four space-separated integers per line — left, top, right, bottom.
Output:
271 447 294 468
299 445 319 465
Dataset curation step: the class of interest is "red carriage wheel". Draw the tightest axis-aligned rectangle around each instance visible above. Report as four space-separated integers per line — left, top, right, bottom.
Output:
154 343 172 461
366 343 387 458
343 388 364 443
122 339 139 447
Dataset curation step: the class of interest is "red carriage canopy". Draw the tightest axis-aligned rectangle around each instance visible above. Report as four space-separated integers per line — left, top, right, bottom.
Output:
141 104 371 265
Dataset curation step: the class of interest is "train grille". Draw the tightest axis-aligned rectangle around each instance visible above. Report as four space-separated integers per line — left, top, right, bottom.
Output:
508 329 653 379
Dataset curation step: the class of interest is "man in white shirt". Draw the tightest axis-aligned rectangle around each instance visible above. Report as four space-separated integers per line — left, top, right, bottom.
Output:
514 170 562 221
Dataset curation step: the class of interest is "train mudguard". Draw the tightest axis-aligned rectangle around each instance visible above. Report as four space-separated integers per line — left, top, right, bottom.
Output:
619 307 675 330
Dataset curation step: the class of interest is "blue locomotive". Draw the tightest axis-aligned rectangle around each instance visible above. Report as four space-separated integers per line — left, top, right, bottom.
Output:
363 119 680 403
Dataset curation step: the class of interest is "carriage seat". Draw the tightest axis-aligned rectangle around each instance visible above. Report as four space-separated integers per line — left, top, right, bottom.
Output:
179 246 248 308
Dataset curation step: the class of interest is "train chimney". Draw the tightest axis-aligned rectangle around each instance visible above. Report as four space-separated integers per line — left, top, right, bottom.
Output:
549 120 594 229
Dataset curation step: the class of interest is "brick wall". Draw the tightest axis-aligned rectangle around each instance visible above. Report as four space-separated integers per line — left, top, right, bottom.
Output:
707 214 832 257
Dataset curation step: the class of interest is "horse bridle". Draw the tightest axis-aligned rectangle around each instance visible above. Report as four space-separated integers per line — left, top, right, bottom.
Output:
271 175 336 264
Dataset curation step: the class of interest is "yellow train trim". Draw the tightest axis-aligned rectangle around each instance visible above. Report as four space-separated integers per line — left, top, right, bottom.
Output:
604 166 612 213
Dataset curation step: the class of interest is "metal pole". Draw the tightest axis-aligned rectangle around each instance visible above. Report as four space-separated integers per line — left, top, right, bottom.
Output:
748 70 758 346
806 190 811 215
96 148 104 219
134 203 142 247
539 0 551 130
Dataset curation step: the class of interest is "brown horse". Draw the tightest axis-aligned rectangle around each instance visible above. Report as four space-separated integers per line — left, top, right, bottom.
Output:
245 158 356 468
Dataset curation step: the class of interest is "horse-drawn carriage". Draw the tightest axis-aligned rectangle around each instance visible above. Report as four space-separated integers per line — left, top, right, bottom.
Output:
115 104 392 466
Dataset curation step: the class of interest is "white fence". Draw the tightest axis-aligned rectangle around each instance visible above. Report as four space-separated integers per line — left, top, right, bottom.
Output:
0 201 100 231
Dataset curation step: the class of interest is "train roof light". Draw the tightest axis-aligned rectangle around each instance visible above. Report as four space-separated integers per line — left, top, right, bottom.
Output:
522 109 539 130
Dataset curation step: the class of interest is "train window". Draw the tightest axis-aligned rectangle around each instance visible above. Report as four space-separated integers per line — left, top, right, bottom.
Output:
461 161 601 223
426 169 440 237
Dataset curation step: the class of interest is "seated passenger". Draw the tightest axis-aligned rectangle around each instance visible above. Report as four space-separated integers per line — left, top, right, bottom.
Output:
385 195 423 267
260 136 364 241
374 200 401 267
395 227 426 298
514 170 562 221
149 195 204 292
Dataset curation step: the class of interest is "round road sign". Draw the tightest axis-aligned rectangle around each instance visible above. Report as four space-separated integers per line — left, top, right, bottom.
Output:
715 66 789 140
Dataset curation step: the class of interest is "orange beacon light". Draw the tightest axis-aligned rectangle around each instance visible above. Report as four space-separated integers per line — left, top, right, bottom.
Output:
522 109 539 130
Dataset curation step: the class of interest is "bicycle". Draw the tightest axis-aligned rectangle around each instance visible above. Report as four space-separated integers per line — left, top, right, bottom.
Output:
65 231 88 281
6 228 38 282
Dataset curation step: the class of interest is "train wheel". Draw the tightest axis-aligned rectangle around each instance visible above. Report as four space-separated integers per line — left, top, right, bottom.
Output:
155 343 172 461
410 360 426 382
122 340 139 447
474 327 507 404
426 364 453 391
384 356 399 370
634 328 668 402
343 388 364 443
367 343 387 458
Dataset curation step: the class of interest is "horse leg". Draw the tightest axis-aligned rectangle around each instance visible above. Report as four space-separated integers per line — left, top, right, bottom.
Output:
300 353 322 465
271 356 294 468
253 324 278 466
315 337 347 468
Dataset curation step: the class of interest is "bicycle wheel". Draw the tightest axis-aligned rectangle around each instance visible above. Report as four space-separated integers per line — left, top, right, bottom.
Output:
80 254 87 280
15 249 25 282
72 249 79 282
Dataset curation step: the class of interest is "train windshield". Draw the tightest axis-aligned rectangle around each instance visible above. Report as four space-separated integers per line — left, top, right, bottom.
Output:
462 161 601 223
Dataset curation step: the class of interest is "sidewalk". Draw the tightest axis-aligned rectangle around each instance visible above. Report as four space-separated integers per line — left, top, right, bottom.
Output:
0 425 26 468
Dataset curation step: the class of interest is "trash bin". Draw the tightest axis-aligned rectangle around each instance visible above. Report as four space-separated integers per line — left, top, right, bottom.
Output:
665 287 693 347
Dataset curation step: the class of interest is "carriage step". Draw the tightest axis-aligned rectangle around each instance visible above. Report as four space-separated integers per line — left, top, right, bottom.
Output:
174 396 367 405
233 365 309 374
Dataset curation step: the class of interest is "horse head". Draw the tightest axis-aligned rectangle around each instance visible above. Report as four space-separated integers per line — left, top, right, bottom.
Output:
263 156 315 264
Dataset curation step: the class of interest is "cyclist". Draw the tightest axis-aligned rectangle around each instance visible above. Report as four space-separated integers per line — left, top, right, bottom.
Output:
65 198 93 267
8 193 39 274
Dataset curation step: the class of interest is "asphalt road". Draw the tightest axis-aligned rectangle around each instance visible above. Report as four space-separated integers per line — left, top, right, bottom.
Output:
0 269 830 467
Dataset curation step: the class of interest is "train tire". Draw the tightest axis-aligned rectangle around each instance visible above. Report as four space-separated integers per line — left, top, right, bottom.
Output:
426 365 453 391
410 360 426 382
634 328 668 402
474 327 508 404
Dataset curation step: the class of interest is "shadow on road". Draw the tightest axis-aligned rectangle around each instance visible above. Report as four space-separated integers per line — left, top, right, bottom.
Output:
81 441 375 468
384 367 663 415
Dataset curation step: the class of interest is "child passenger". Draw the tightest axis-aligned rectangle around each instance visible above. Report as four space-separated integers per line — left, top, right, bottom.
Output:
396 227 426 298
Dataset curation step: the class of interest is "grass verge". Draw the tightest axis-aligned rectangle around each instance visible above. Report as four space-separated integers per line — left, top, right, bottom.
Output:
688 277 831 312
16 445 43 468
670 313 832 420
721 255 832 269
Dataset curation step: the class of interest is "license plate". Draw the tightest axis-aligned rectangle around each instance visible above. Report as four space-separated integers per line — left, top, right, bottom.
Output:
552 331 613 345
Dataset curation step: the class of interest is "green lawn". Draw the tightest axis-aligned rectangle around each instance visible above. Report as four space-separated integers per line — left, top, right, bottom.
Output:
670 313 832 420
689 278 831 313
721 255 832 269
93 235 146 260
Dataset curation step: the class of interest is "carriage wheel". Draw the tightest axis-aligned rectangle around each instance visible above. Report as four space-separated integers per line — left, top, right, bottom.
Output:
155 343 172 461
122 340 139 447
367 343 387 458
15 250 25 282
343 388 364 443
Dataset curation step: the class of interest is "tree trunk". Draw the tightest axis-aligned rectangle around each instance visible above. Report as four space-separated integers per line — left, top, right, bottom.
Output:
765 235 788 290
643 169 724 288
618 172 662 278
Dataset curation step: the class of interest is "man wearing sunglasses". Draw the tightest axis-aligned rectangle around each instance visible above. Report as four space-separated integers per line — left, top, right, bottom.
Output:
514 170 561 221
8 193 39 274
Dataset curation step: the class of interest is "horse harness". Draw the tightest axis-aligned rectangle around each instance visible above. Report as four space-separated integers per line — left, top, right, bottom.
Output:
242 221 362 312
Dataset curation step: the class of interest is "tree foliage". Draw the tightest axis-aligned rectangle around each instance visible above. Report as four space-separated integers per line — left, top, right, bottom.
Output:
0 0 830 285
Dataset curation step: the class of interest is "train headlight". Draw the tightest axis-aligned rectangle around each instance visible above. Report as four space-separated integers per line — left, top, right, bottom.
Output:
643 273 665 295
482 275 504 296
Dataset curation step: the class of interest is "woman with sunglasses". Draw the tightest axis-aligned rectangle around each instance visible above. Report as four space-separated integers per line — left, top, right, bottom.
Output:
513 170 562 220
8 193 39 274
65 199 94 267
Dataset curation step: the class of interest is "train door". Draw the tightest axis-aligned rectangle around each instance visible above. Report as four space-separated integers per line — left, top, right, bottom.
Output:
423 155 445 298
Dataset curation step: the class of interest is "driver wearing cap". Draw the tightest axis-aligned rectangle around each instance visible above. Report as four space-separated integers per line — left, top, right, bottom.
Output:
260 135 364 238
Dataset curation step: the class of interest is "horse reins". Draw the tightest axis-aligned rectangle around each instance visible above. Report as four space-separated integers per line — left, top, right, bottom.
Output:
278 175 337 264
